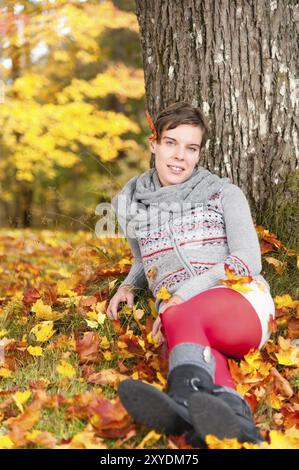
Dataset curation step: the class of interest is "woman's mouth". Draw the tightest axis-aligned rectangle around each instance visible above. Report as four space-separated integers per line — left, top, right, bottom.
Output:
167 165 184 175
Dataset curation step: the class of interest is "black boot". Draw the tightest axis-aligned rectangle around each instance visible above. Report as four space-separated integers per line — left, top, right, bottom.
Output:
188 388 265 445
118 363 215 438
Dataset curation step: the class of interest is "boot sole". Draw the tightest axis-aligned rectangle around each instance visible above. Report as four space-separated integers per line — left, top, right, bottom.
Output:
188 392 242 441
118 379 193 435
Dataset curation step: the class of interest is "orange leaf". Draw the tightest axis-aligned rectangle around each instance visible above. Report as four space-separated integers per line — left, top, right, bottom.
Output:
75 332 101 365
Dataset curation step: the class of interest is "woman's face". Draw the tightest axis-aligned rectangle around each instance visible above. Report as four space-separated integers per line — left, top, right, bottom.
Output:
150 124 203 186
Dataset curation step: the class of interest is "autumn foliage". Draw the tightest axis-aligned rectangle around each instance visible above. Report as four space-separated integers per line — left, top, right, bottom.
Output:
0 225 298 449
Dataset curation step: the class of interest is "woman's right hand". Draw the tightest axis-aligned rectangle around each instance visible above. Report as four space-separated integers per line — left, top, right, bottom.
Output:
106 285 135 320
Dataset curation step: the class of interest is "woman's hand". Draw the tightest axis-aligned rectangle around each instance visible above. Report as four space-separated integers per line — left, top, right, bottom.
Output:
106 285 135 320
151 315 164 345
151 295 184 345
159 294 184 314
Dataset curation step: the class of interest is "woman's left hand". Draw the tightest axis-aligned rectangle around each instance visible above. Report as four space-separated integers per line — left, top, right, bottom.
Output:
151 295 184 345
159 295 184 314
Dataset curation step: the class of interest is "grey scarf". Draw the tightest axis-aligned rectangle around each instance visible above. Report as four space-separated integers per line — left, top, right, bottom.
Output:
111 165 231 237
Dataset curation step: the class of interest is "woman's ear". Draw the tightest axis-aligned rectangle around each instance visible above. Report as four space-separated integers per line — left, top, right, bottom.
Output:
149 139 156 154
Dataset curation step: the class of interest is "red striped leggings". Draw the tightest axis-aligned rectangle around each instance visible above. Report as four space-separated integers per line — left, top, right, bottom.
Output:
160 281 275 389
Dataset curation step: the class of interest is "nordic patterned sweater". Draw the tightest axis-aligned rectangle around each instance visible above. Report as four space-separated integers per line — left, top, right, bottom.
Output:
115 183 271 314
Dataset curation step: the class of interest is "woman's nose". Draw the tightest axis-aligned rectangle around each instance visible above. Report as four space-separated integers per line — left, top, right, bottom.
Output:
174 146 185 159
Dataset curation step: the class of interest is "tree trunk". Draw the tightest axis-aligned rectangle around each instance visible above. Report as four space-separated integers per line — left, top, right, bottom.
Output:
134 0 298 221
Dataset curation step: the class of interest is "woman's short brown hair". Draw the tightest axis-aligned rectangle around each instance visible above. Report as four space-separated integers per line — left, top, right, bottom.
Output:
149 101 209 169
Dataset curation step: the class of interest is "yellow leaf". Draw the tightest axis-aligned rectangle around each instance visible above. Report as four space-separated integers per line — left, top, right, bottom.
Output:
264 430 299 449
137 430 162 449
0 367 12 378
102 351 112 361
230 283 254 293
56 267 71 278
156 372 167 388
156 286 171 301
56 360 76 378
30 321 56 342
274 294 299 310
31 299 63 321
85 319 98 329
97 311 106 325
13 390 31 413
0 435 14 449
268 391 283 410
205 434 243 449
275 348 299 366
240 349 262 374
119 258 132 269
67 430 107 449
236 383 254 396
27 345 43 357
0 329 8 338
86 310 98 321
25 430 43 442
137 338 146 351
99 336 110 350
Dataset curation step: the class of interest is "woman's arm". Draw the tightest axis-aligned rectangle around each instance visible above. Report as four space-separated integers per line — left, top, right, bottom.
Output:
111 189 148 290
118 234 148 290
174 184 262 301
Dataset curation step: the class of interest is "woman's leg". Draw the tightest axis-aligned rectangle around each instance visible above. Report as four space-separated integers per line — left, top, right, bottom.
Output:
160 286 264 389
160 286 270 442
212 348 236 389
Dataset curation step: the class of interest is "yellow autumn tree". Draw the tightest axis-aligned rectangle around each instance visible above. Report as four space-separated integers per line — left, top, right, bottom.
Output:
0 0 146 226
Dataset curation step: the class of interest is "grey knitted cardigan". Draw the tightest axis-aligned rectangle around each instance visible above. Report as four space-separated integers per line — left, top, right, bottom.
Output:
111 166 270 314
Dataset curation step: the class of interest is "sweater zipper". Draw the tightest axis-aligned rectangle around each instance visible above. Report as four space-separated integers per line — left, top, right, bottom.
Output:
168 212 196 276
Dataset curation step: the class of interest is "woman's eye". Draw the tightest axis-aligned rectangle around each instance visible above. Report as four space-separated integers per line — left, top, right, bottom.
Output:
166 141 173 145
190 148 197 152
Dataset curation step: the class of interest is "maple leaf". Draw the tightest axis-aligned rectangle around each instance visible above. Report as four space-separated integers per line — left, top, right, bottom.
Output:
274 294 299 310
12 391 32 413
275 348 299 367
156 286 171 301
22 288 41 306
30 321 56 342
0 367 12 378
137 430 162 449
86 368 128 387
263 430 299 449
56 430 107 449
27 345 43 357
264 256 287 274
31 299 63 321
25 430 57 449
75 331 100 365
229 283 253 293
0 435 14 449
56 360 76 378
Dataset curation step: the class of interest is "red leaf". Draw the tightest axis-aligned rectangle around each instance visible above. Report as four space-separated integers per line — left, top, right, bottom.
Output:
22 288 41 306
75 332 101 365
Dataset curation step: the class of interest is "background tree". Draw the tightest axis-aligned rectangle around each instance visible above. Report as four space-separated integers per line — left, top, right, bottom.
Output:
134 0 298 243
0 0 148 228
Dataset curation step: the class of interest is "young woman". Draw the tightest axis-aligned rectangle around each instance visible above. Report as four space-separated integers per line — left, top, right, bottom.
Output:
107 102 275 447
